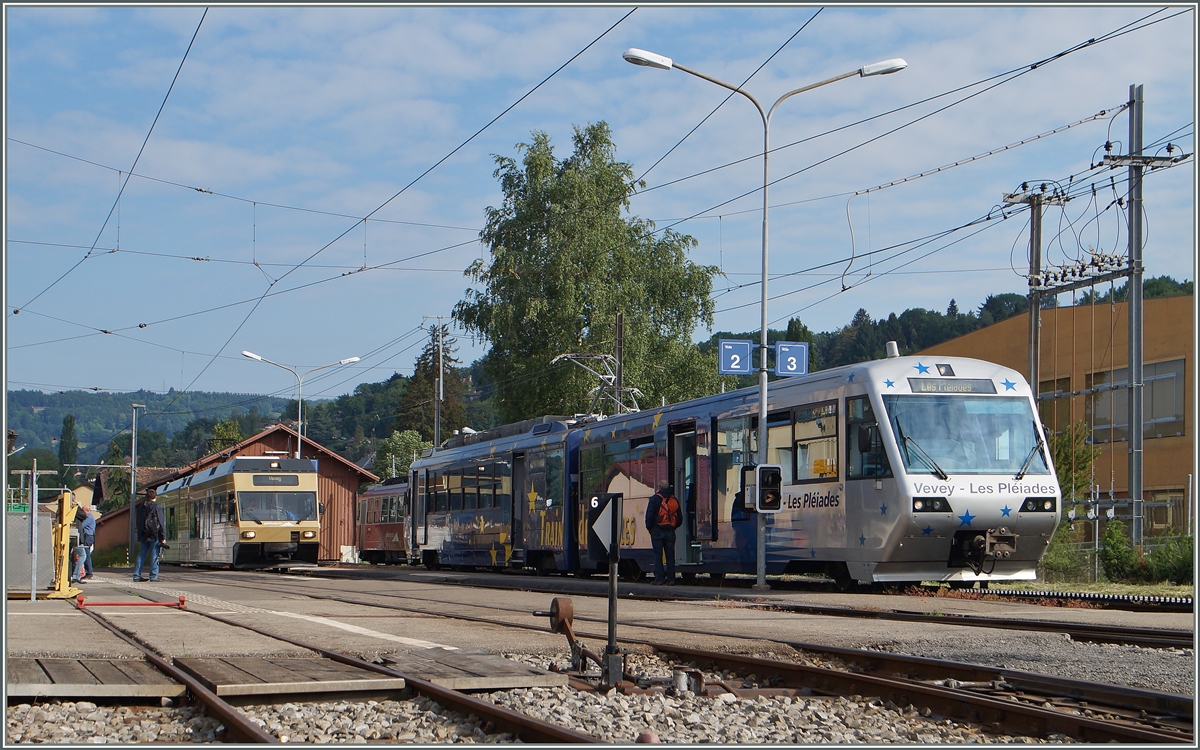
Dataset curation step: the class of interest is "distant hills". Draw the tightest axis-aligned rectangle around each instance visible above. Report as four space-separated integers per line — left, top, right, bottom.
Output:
6 389 292 463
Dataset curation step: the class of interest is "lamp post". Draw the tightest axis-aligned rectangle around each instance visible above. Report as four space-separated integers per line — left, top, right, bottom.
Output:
128 403 145 566
242 351 360 458
624 49 906 591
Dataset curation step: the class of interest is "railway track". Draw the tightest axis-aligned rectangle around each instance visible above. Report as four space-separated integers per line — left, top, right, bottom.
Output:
286 565 1195 650
65 588 599 743
302 563 1195 613
155 569 1193 742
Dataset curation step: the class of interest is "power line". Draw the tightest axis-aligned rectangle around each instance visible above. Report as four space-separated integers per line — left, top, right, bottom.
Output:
10 8 208 316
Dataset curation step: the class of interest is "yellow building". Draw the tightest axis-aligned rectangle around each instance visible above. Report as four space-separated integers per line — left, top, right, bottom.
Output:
919 295 1194 538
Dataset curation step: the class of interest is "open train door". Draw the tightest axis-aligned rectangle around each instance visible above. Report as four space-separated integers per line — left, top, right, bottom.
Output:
669 422 700 565
410 469 426 549
509 453 526 566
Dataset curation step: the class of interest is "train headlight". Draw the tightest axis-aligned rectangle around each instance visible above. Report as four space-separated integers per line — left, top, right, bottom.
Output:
301 530 316 539
1021 497 1057 513
240 530 257 539
912 497 950 513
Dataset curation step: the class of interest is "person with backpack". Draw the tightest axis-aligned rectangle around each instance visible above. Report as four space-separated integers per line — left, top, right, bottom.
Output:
645 480 682 585
132 488 166 582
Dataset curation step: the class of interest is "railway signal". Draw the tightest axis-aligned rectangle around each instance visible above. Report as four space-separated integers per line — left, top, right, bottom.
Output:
754 465 783 513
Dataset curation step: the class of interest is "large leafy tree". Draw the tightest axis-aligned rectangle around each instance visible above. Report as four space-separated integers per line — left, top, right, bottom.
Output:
454 122 722 422
375 430 432 480
395 325 468 442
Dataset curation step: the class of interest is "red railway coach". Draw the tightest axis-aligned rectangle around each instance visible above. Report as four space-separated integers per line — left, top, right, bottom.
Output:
357 477 409 564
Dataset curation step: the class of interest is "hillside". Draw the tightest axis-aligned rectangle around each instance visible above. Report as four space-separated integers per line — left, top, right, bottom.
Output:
6 389 292 463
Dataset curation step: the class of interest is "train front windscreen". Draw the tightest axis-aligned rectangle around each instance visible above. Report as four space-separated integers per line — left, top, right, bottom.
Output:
882 395 1050 476
237 491 318 522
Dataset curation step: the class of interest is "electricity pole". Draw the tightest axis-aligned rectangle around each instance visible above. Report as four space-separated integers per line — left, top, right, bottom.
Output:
423 316 448 446
128 404 145 565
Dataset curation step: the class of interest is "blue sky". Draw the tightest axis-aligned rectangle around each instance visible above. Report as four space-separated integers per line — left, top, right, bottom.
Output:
5 6 1195 403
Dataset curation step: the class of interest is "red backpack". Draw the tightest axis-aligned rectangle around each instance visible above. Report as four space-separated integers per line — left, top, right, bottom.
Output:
655 494 681 528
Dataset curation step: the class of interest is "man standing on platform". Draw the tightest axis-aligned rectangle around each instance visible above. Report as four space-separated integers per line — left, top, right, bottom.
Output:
132 488 165 582
645 480 682 585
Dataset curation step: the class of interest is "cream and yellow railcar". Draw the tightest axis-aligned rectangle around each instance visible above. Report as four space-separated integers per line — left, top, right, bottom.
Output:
156 457 320 568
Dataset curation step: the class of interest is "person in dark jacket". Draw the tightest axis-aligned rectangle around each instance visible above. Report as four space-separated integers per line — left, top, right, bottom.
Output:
644 480 682 585
70 503 96 583
132 488 166 582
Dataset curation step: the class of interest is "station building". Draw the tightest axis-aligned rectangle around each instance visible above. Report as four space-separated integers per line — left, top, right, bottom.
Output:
96 424 377 562
918 294 1194 541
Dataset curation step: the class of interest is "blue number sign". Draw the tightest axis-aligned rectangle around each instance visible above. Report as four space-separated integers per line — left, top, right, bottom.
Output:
774 342 809 377
718 339 753 375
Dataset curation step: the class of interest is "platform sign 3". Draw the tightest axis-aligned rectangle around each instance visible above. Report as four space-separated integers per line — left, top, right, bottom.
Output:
774 342 809 377
587 493 622 563
718 339 753 376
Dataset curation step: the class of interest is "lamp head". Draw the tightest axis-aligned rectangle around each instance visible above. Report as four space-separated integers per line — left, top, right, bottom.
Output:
860 58 907 77
241 350 263 361
339 357 360 366
623 48 673 71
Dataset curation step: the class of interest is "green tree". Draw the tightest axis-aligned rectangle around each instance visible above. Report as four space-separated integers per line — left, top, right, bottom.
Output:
783 318 818 373
375 430 432 479
395 326 468 442
100 440 130 512
454 122 722 422
1098 519 1142 582
209 417 243 453
57 414 79 487
1048 420 1098 507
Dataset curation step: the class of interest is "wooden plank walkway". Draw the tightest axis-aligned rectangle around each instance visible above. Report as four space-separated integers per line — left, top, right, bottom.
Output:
173 657 406 697
386 648 568 691
7 658 185 699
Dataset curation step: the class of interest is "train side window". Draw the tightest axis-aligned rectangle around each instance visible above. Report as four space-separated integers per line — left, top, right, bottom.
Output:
433 473 449 512
167 507 177 540
716 417 752 520
495 461 511 508
749 411 794 485
476 464 494 509
794 401 838 482
449 470 463 511
847 397 893 479
463 467 478 510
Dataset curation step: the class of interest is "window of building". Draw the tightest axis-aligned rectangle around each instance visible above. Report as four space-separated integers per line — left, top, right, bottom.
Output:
1087 358 1186 442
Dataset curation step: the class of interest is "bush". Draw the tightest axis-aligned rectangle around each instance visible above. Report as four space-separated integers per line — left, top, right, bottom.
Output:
1038 516 1092 582
1145 534 1194 585
1098 519 1143 582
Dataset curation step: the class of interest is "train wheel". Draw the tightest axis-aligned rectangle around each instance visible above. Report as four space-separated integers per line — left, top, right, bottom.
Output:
829 563 855 591
617 560 643 582
422 552 440 571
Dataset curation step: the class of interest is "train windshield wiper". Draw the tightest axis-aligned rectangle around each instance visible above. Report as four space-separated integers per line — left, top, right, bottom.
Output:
894 418 949 480
1014 421 1046 480
242 508 263 524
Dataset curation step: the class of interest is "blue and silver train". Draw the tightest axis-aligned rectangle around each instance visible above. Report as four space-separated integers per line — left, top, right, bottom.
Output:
405 351 1061 586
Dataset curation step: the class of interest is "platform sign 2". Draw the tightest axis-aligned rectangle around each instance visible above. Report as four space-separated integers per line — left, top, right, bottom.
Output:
774 342 809 377
587 493 622 563
718 339 753 376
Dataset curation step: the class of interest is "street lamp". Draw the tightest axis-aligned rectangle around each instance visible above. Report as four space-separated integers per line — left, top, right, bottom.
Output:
624 48 906 591
242 351 360 458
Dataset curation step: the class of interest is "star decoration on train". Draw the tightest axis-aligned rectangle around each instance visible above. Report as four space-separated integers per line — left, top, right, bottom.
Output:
810 549 818 558
958 509 976 527
652 413 664 429
922 525 934 536
914 363 930 374
847 372 855 383
884 379 895 388
1001 505 1012 517
880 504 888 516
1001 379 1016 391
859 535 866 546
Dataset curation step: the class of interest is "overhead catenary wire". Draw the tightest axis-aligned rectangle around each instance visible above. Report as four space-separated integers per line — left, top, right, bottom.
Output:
9 8 209 317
